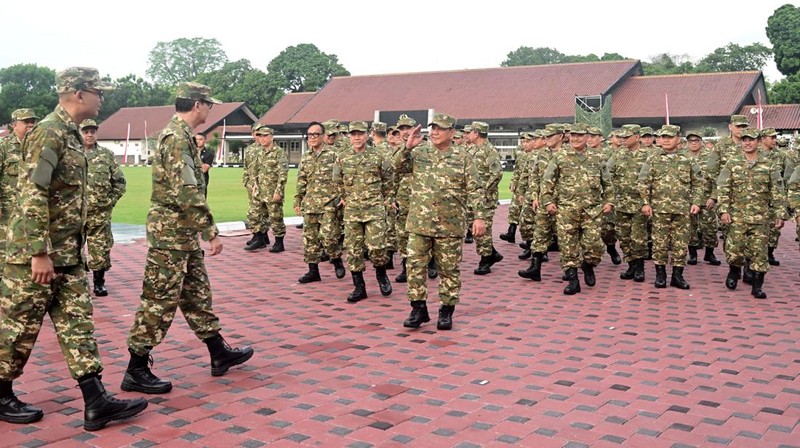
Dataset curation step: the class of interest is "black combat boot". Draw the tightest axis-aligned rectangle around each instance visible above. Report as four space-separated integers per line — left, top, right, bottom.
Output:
563 268 581 295
78 374 148 431
244 232 267 251
269 236 285 253
518 241 532 259
548 238 560 252
331 257 346 279
204 334 254 377
376 266 392 296
751 272 767 299
295 222 304 229
245 233 257 248
620 261 636 280
0 380 43 424
518 252 543 281
386 251 395 269
489 246 504 265
633 259 646 283
704 247 721 266
362 246 370 261
319 249 330 262
725 265 741 290
427 258 438 279
437 305 455 331
687 246 698 265
500 224 517 243
396 258 407 283
93 270 108 297
670 266 690 289
474 256 493 275
581 262 596 287
464 229 473 244
347 271 368 302
403 301 430 328
743 260 754 285
519 241 529 249
654 265 667 288
542 252 549 262
121 349 173 394
768 247 780 266
298 263 321 283
607 245 621 265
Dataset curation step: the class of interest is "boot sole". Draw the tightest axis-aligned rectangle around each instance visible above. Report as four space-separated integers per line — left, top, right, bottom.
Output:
437 322 453 330
94 291 108 297
403 318 430 328
211 350 254 377
298 277 321 284
84 399 148 431
120 379 173 395
0 410 44 424
380 287 392 297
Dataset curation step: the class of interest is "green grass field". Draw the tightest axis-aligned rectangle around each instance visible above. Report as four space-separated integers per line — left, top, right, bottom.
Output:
114 166 513 225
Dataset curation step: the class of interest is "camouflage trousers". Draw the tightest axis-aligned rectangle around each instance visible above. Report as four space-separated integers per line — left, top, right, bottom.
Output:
465 208 474 232
724 222 769 273
407 233 462 306
86 212 114 271
616 211 648 263
518 203 536 242
689 208 719 248
247 196 286 237
385 206 397 251
651 213 690 267
0 264 102 380
303 209 343 264
127 248 221 356
344 218 389 272
475 206 497 256
531 207 557 253
556 208 604 269
395 196 410 258
507 193 523 225
0 221 8 278
601 211 617 246
768 223 781 248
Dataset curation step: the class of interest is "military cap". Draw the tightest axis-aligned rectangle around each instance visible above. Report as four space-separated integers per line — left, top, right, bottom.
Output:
349 121 369 132
740 127 760 139
730 114 749 126
521 131 537 139
396 114 416 128
323 122 339 135
541 125 561 137
533 129 546 138
463 124 473 133
371 121 387 132
252 123 265 132
56 67 114 94
569 123 588 134
429 113 456 129
255 126 274 136
388 125 397 134
562 123 572 133
453 130 463 139
470 121 489 133
684 129 704 139
587 126 603 136
175 81 221 104
11 108 38 121
760 127 777 137
79 119 99 130
639 126 654 136
777 136 789 147
338 124 349 133
618 124 641 138
657 124 681 137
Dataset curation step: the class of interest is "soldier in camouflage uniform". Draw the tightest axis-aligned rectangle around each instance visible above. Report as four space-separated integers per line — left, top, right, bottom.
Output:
394 113 486 331
333 121 393 302
590 125 622 265
469 121 504 275
123 82 254 396
788 156 800 266
294 121 346 283
707 115 750 239
462 124 476 244
371 121 396 268
540 123 614 295
685 130 721 266
513 131 540 260
392 114 418 283
500 140 525 244
242 124 272 246
0 67 147 430
0 109 38 280
718 128 785 299
639 125 703 290
759 128 788 266
243 126 288 253
80 119 126 297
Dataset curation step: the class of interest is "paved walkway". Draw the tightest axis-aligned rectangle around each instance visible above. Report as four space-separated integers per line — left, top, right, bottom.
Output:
3 206 800 447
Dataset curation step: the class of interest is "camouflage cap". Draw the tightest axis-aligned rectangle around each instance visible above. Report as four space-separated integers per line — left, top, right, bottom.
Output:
349 121 369 132
462 124 473 133
453 130 463 139
255 126 274 136
175 81 222 104
371 121 387 132
339 124 349 133
11 108 38 121
388 125 397 134
533 129 547 138
396 114 416 128
323 122 339 135
470 121 489 133
740 127 760 139
657 124 681 137
730 114 749 126
639 126 654 136
569 123 588 134
519 132 534 140
760 127 777 137
79 119 99 130
252 123 265 132
777 137 789 147
541 125 561 137
56 67 114 94
587 126 603 136
429 113 456 129
618 124 641 138
562 123 572 133
684 129 703 139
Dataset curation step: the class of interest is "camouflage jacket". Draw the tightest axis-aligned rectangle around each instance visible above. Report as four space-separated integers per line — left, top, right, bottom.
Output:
540 147 614 217
763 147 789 194
606 148 650 214
706 136 741 200
0 133 23 225
513 150 534 198
294 145 339 213
717 150 785 223
86 144 126 213
5 105 87 266
527 148 556 204
373 140 395 193
242 143 259 193
639 148 703 215
473 140 502 209
392 144 412 203
246 143 288 201
146 115 218 251
788 164 800 211
394 142 485 238
333 146 393 222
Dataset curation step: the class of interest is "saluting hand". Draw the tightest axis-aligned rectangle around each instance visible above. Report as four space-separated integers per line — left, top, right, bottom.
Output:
406 125 424 149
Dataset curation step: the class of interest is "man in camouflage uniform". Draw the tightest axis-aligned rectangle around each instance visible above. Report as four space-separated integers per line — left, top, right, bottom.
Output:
333 121 393 302
719 127 785 299
243 126 288 253
394 113 486 330
707 115 750 238
392 114 417 282
123 82 254 396
639 127 658 154
513 131 540 260
294 121 346 283
242 124 273 245
759 128 788 266
0 109 38 280
0 67 147 430
788 156 800 268
469 121 504 275
500 139 526 244
370 121 396 268
590 125 622 265
196 133 214 197
639 125 703 290
685 130 722 266
540 123 614 295
80 119 126 297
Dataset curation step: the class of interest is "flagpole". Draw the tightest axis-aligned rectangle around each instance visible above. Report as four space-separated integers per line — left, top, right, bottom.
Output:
123 123 130 165
217 119 226 165
143 120 148 165
664 93 670 125
757 90 763 130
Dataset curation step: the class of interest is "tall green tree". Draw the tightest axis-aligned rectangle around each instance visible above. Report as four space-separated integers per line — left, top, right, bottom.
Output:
266 43 349 93
146 37 228 86
0 63 57 122
501 47 568 66
770 73 800 103
196 59 282 116
641 53 696 75
97 74 172 121
766 4 800 77
696 43 773 72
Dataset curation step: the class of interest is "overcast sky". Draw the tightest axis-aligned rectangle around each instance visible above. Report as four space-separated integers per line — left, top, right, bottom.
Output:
0 0 789 83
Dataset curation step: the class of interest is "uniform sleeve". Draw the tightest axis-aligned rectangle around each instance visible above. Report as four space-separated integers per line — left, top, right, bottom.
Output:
275 148 289 198
465 155 486 220
109 154 127 206
715 161 733 216
770 164 788 220
393 143 413 176
242 146 251 187
527 157 542 203
706 147 722 200
601 161 614 206
380 153 394 204
293 155 308 209
690 161 703 207
540 157 559 207
332 153 344 203
485 147 503 193
787 165 800 211
637 158 653 207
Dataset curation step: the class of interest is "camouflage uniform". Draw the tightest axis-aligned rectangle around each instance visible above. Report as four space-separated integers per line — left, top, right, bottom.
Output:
528 132 559 255
0 132 24 277
392 115 417 259
471 123 502 258
761 131 788 253
371 123 396 252
85 138 126 272
507 144 525 226
294 143 342 264
707 116 749 237
514 135 537 243
606 142 649 263
244 140 288 238
686 142 719 250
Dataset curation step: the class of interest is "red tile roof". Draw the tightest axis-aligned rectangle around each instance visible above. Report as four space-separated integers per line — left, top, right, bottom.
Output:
259 92 315 126
612 71 764 120
738 103 800 130
285 60 642 124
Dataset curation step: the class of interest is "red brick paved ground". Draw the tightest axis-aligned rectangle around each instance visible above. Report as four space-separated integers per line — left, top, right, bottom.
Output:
2 206 800 447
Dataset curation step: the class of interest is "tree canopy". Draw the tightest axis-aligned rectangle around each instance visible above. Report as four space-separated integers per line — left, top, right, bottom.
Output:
266 43 350 93
196 59 284 117
501 47 627 67
766 4 800 102
0 64 57 123
146 37 228 86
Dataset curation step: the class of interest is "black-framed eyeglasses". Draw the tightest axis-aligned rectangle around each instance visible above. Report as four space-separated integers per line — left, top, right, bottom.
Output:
82 89 104 100
307 133 322 138
200 101 214 110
